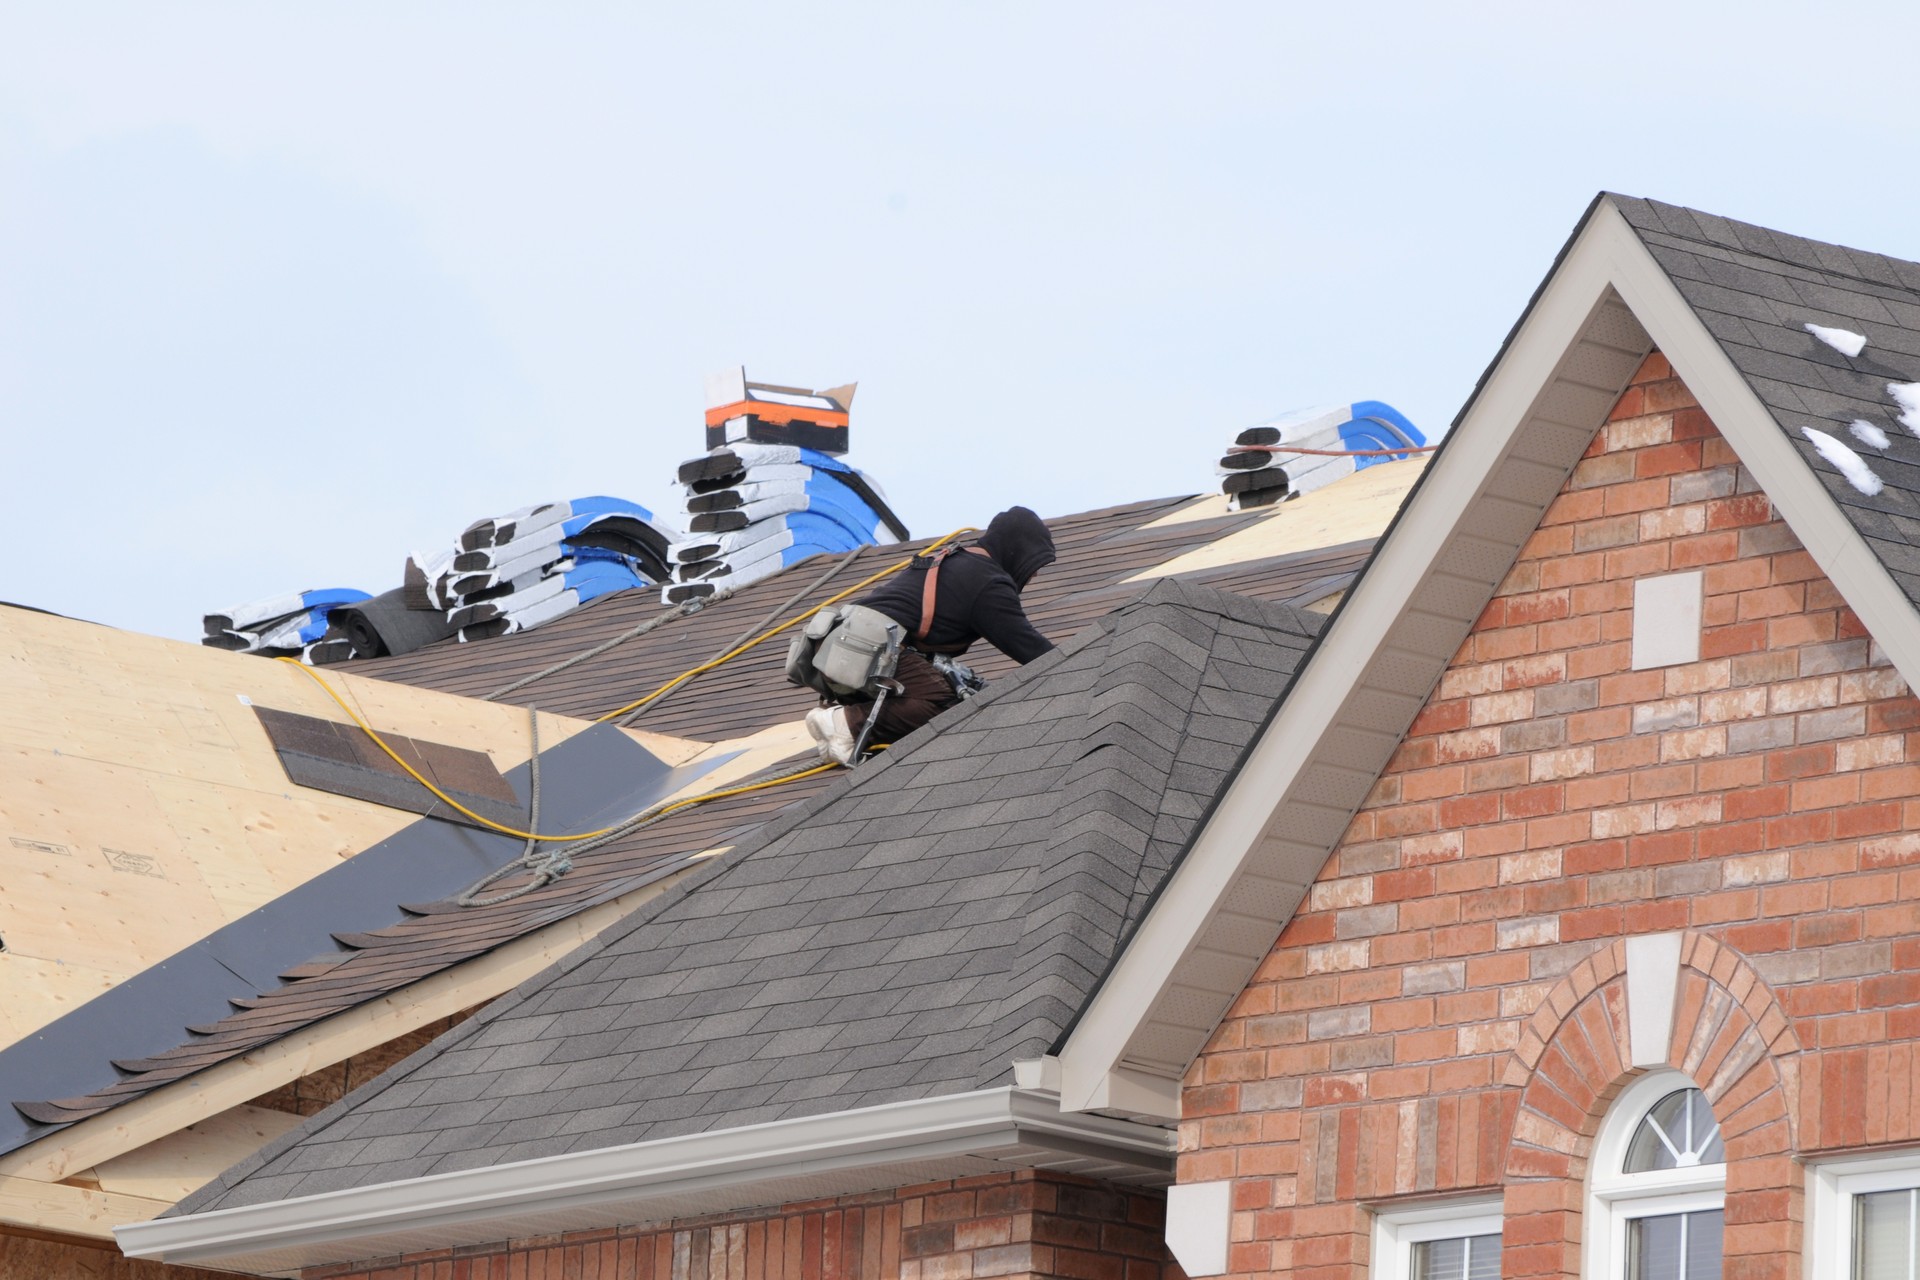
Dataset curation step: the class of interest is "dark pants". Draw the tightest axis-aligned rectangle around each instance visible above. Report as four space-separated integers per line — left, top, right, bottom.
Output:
844 649 959 746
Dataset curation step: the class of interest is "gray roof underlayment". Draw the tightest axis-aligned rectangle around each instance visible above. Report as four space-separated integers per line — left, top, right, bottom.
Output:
0 727 711 1157
178 578 1322 1213
1607 194 1920 602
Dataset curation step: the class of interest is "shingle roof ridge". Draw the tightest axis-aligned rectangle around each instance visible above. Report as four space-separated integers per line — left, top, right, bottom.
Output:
967 585 1326 1080
969 599 1225 1078
1119 573 1326 638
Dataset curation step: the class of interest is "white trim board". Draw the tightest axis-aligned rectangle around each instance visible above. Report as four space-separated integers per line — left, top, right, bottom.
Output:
1056 197 1920 1116
1372 1198 1504 1280
1807 1146 1920 1280
116 1087 1173 1277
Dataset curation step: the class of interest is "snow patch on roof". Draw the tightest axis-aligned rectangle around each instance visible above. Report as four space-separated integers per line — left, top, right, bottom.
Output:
1804 428 1884 496
1850 420 1891 451
1890 383 1920 436
1805 323 1868 357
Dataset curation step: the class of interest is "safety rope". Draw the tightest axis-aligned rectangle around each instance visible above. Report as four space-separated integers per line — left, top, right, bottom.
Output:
275 657 837 843
481 592 727 702
617 544 868 728
458 703 564 904
592 527 976 724
1226 444 1438 457
279 657 620 840
455 705 837 905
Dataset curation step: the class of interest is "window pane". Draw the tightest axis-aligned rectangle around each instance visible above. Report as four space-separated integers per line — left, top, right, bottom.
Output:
1625 1089 1724 1172
1410 1230 1500 1280
1629 1210 1721 1280
1630 1213 1684 1280
1856 1189 1916 1280
1412 1237 1465 1280
1685 1209 1723 1280
1464 1233 1502 1280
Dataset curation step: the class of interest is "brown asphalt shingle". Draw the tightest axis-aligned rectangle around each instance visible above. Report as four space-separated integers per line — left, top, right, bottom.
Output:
348 496 1357 738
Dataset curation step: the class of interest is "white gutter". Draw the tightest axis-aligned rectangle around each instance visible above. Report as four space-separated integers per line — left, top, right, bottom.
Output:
116 1087 1172 1276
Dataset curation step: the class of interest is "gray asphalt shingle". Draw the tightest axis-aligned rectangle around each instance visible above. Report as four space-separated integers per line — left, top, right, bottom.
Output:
178 577 1321 1213
1610 195 1920 606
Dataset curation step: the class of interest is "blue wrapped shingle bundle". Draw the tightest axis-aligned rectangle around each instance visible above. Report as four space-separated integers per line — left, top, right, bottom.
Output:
665 440 910 603
1217 400 1426 510
405 497 674 642
202 588 372 659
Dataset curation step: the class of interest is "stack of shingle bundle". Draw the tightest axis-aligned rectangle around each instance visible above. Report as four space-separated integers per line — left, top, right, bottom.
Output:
206 497 673 664
663 370 910 603
306 588 460 664
405 496 673 641
1216 400 1426 510
202 589 371 659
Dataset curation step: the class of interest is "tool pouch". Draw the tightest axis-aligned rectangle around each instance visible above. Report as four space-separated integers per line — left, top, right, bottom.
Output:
785 605 904 703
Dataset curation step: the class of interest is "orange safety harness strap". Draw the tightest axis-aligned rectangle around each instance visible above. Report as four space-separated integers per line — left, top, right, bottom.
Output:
915 545 992 645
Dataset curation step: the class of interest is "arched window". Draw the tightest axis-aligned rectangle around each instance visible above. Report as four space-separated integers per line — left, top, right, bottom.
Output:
1587 1070 1726 1280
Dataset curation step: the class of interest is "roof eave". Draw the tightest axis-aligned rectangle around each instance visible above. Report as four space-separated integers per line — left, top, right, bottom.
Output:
1054 196 1920 1115
114 1087 1173 1277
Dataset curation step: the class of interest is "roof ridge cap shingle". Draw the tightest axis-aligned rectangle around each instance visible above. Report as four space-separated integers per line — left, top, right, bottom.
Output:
1117 574 1323 636
967 603 1221 1081
967 583 1331 1082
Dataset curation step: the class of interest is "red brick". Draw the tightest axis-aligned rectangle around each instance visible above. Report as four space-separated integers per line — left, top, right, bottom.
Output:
1707 493 1773 529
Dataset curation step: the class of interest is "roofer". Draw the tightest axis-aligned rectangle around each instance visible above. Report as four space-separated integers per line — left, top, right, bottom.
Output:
792 507 1057 764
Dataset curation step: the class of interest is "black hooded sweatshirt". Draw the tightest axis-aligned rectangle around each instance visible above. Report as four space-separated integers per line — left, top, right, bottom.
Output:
859 506 1056 663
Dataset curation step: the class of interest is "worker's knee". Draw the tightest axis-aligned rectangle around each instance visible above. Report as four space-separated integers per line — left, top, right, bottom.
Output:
872 693 954 744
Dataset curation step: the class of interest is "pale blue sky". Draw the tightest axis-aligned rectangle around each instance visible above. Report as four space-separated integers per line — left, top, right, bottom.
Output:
5 3 1918 639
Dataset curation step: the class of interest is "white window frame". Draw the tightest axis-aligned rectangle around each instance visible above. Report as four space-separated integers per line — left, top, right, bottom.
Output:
1372 1197 1502 1280
1809 1146 1920 1280
1585 1069 1726 1280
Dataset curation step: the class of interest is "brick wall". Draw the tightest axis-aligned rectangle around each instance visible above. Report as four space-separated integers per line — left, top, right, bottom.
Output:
1181 353 1920 1279
303 1171 1177 1280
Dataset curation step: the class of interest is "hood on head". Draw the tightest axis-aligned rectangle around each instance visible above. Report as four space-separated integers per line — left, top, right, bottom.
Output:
977 506 1055 588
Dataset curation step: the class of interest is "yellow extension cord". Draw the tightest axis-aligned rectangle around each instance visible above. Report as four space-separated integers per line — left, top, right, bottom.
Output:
276 657 841 842
591 527 975 723
268 526 975 843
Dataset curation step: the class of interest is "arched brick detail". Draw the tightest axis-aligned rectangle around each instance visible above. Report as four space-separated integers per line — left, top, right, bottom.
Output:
1497 933 1802 1280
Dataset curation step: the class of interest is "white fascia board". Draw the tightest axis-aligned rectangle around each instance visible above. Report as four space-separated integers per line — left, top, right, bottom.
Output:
1595 201 1920 694
1066 1064 1183 1121
1056 207 1638 1114
115 1087 1172 1274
